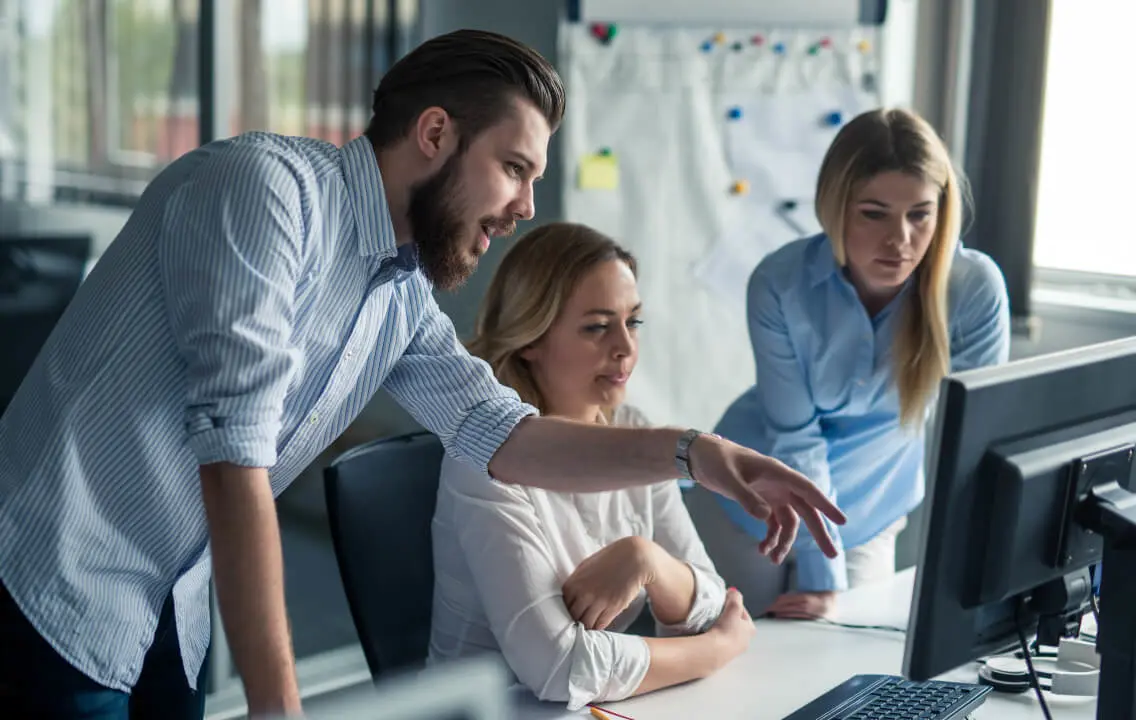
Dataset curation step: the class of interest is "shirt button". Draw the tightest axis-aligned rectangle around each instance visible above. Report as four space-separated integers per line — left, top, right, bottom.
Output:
309 413 319 425
345 349 354 358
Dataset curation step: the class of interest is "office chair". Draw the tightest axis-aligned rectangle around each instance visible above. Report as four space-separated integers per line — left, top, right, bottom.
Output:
324 431 445 680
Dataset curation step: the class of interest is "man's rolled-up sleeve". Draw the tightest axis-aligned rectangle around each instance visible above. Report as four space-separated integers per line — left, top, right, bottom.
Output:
158 143 307 468
383 296 537 472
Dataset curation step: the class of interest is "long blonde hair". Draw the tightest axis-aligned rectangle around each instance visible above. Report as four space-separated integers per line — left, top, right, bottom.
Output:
467 222 637 414
815 108 965 428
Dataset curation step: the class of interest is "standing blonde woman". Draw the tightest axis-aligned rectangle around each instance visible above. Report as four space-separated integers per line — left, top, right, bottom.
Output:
429 223 755 711
686 108 1011 620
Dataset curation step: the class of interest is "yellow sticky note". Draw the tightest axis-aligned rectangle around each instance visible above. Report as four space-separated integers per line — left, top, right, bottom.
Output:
578 153 619 190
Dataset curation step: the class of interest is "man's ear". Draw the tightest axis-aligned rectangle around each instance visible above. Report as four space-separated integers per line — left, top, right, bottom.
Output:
414 107 455 160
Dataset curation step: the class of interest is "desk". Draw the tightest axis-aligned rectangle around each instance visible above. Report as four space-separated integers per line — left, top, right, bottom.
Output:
512 568 1098 719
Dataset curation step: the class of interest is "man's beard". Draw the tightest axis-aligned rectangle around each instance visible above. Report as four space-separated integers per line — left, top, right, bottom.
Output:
407 151 515 292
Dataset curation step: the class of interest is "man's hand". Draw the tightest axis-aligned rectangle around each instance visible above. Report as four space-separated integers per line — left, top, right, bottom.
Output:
562 536 656 631
766 591 838 620
689 434 845 563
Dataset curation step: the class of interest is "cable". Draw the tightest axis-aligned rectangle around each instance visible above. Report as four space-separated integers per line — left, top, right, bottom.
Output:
1015 601 1053 720
763 613 907 634
1090 592 1101 630
814 617 907 634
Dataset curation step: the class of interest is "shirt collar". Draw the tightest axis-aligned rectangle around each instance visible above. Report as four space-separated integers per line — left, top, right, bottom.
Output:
341 135 399 260
809 234 841 287
811 233 919 319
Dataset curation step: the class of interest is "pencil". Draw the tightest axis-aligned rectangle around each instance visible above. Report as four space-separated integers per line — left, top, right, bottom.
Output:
589 706 634 720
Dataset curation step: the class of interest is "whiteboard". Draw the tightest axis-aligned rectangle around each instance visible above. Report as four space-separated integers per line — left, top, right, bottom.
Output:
576 0 864 27
560 22 882 430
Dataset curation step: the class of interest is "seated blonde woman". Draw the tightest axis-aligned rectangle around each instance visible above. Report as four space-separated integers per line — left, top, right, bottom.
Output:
428 223 754 710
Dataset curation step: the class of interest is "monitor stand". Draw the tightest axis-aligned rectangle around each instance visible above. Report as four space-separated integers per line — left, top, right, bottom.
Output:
1076 481 1136 720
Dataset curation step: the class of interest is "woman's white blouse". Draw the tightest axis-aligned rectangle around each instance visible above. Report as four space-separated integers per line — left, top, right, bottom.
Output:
427 405 727 710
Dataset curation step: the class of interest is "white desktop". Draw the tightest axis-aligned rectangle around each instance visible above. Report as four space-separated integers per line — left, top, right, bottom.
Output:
510 568 1099 719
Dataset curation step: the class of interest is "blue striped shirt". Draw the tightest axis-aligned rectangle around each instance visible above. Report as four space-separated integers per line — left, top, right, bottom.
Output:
0 132 536 692
712 234 1010 592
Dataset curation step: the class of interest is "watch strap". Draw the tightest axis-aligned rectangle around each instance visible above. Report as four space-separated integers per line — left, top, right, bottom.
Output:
675 428 703 481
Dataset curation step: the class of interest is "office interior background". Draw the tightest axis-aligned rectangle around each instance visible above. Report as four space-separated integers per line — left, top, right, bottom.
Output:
2 0 1134 716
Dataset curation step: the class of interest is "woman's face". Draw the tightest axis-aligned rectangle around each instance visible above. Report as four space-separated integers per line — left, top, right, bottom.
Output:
523 259 641 422
842 170 941 306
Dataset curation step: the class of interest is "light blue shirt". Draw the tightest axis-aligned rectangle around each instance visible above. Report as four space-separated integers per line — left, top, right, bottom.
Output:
713 234 1010 593
0 132 535 692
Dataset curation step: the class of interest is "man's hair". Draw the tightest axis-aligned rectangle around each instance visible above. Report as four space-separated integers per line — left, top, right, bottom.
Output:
365 29 565 149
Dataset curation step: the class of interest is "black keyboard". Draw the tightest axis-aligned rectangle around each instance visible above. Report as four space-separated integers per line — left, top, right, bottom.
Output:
782 674 992 720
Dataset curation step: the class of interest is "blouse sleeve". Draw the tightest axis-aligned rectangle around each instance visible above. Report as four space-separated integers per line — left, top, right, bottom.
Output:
438 456 651 711
649 479 728 636
616 404 728 635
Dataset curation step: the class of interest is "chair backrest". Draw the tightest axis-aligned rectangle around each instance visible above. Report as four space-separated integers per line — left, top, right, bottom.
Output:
324 431 445 679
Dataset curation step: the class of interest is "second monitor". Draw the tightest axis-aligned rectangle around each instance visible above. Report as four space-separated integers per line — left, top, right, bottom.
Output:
904 336 1136 719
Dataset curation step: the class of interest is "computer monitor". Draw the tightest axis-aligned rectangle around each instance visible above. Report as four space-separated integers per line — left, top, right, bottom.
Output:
0 234 91 415
904 337 1136 719
302 655 512 719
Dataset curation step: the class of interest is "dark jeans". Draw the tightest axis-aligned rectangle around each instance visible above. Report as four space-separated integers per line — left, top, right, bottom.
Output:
0 581 210 719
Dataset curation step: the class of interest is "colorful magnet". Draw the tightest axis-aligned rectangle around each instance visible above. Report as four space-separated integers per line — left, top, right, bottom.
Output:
589 22 617 44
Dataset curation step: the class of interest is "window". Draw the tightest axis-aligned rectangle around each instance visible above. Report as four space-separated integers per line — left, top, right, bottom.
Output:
0 0 417 206
0 0 200 206
223 0 416 144
106 0 200 168
1033 1 1136 277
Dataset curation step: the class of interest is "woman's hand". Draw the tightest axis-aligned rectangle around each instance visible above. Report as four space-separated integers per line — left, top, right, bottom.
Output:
562 536 657 631
708 588 756 664
766 591 838 620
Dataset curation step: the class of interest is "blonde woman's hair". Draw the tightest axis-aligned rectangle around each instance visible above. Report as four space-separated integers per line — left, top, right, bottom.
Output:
815 107 966 428
467 222 637 414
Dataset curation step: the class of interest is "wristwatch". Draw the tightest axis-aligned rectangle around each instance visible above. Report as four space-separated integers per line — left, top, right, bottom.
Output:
675 428 719 482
